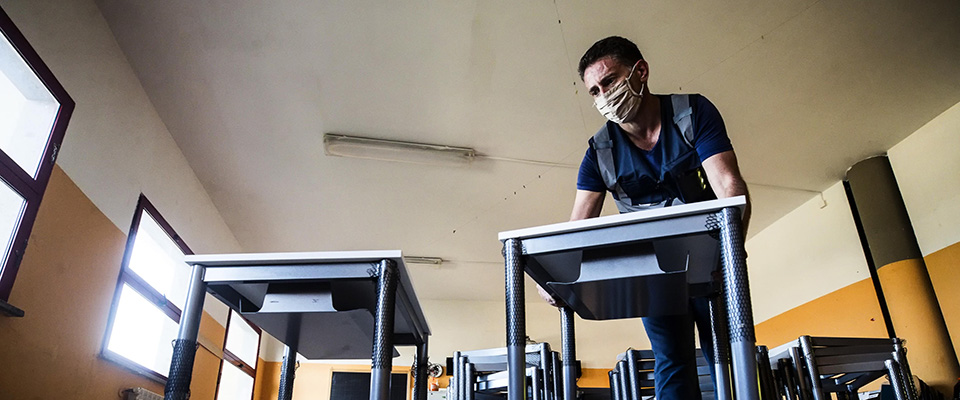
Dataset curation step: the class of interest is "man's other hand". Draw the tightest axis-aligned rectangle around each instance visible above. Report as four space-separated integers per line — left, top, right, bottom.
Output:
537 284 559 307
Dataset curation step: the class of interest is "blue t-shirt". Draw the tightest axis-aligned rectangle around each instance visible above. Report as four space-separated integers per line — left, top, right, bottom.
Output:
577 94 732 196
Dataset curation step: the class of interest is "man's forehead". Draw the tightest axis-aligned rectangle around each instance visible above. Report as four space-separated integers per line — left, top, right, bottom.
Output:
584 57 625 84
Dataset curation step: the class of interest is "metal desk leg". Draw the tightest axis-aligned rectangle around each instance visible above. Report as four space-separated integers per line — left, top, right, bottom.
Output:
560 306 577 400
709 295 733 400
459 354 469 400
531 367 542 400
540 344 553 400
504 238 526 400
756 345 777 400
164 264 207 400
278 344 298 400
278 315 301 400
465 362 476 400
370 259 399 400
625 350 640 400
451 351 461 400
608 370 620 400
411 338 429 400
552 352 562 399
616 360 630 400
717 207 760 400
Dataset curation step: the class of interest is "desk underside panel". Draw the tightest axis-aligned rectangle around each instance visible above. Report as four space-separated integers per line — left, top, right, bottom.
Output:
208 279 415 359
243 309 401 359
530 231 722 320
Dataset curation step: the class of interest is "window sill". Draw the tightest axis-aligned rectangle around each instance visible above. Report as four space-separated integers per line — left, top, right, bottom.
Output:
0 298 24 317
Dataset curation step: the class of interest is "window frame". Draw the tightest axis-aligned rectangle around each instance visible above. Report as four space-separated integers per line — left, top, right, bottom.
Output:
0 6 76 301
100 194 193 383
214 309 262 400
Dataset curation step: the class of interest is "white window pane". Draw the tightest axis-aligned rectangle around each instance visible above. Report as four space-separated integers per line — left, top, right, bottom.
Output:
106 284 179 376
0 33 60 178
216 361 254 400
225 310 259 367
128 211 191 310
0 179 25 277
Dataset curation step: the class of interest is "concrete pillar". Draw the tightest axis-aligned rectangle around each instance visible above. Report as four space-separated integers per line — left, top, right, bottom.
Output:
845 155 960 393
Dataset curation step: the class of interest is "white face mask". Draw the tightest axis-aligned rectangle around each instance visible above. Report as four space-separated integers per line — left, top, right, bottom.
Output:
594 63 644 124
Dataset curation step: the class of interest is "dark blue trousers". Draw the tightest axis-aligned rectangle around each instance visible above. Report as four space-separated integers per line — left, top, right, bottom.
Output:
641 297 717 400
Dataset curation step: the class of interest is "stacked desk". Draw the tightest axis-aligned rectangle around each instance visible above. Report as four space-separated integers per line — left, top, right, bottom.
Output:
498 196 759 400
162 251 430 400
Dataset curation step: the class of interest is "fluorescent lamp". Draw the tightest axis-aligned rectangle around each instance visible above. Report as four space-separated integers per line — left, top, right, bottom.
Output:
404 256 444 265
324 134 476 166
323 133 578 169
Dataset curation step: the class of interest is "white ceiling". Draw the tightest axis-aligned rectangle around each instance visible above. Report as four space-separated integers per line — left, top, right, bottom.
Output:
93 0 960 302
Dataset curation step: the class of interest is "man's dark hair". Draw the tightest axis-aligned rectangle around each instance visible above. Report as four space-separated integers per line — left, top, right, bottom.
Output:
578 36 644 80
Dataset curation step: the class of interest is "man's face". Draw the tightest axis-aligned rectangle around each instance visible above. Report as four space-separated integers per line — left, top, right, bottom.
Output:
583 56 641 99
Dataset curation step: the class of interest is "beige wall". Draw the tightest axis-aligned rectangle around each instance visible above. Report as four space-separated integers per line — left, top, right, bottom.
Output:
889 101 960 257
746 182 870 325
0 0 248 398
0 0 241 325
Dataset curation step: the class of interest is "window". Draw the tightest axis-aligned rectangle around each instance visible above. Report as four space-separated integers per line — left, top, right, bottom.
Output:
216 310 261 400
102 195 194 381
0 6 75 304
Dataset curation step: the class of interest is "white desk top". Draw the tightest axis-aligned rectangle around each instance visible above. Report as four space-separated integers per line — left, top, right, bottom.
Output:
185 249 404 267
498 196 746 241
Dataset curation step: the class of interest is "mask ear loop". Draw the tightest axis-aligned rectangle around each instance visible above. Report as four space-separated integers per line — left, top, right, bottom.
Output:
625 62 644 97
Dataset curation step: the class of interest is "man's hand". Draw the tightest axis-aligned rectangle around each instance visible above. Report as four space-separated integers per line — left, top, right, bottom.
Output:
701 150 751 232
537 284 559 307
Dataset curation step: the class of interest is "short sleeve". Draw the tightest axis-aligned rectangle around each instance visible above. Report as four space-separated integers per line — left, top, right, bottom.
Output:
692 95 733 162
576 144 607 192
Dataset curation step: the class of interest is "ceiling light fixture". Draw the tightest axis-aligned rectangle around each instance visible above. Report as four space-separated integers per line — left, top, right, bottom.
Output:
324 134 476 166
404 256 444 265
323 133 576 168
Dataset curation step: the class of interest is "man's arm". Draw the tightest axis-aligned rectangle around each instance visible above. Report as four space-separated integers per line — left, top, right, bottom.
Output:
570 189 605 221
701 150 751 232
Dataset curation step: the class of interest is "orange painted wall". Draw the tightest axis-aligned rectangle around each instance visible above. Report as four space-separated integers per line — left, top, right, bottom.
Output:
254 362 413 400
579 368 613 388
253 359 613 399
755 276 888 349
926 241 960 360
0 166 224 399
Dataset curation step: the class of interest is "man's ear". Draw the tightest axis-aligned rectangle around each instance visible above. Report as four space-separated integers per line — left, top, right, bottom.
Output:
635 59 650 82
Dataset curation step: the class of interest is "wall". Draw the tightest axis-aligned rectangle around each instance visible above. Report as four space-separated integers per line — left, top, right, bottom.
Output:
0 167 223 399
746 182 871 327
746 182 892 345
254 362 413 400
0 0 246 398
0 0 241 324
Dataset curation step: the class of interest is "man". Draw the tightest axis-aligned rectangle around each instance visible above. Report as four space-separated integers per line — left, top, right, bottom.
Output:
538 36 750 400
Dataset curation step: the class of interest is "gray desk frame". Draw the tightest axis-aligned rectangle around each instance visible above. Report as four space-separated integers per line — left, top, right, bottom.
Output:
498 196 758 400
161 251 431 400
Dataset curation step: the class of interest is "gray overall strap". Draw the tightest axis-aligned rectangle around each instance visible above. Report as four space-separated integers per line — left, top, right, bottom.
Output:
592 125 634 207
671 94 695 147
592 94 696 213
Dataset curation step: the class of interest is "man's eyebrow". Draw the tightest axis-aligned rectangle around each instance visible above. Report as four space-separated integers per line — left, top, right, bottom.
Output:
599 71 618 82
